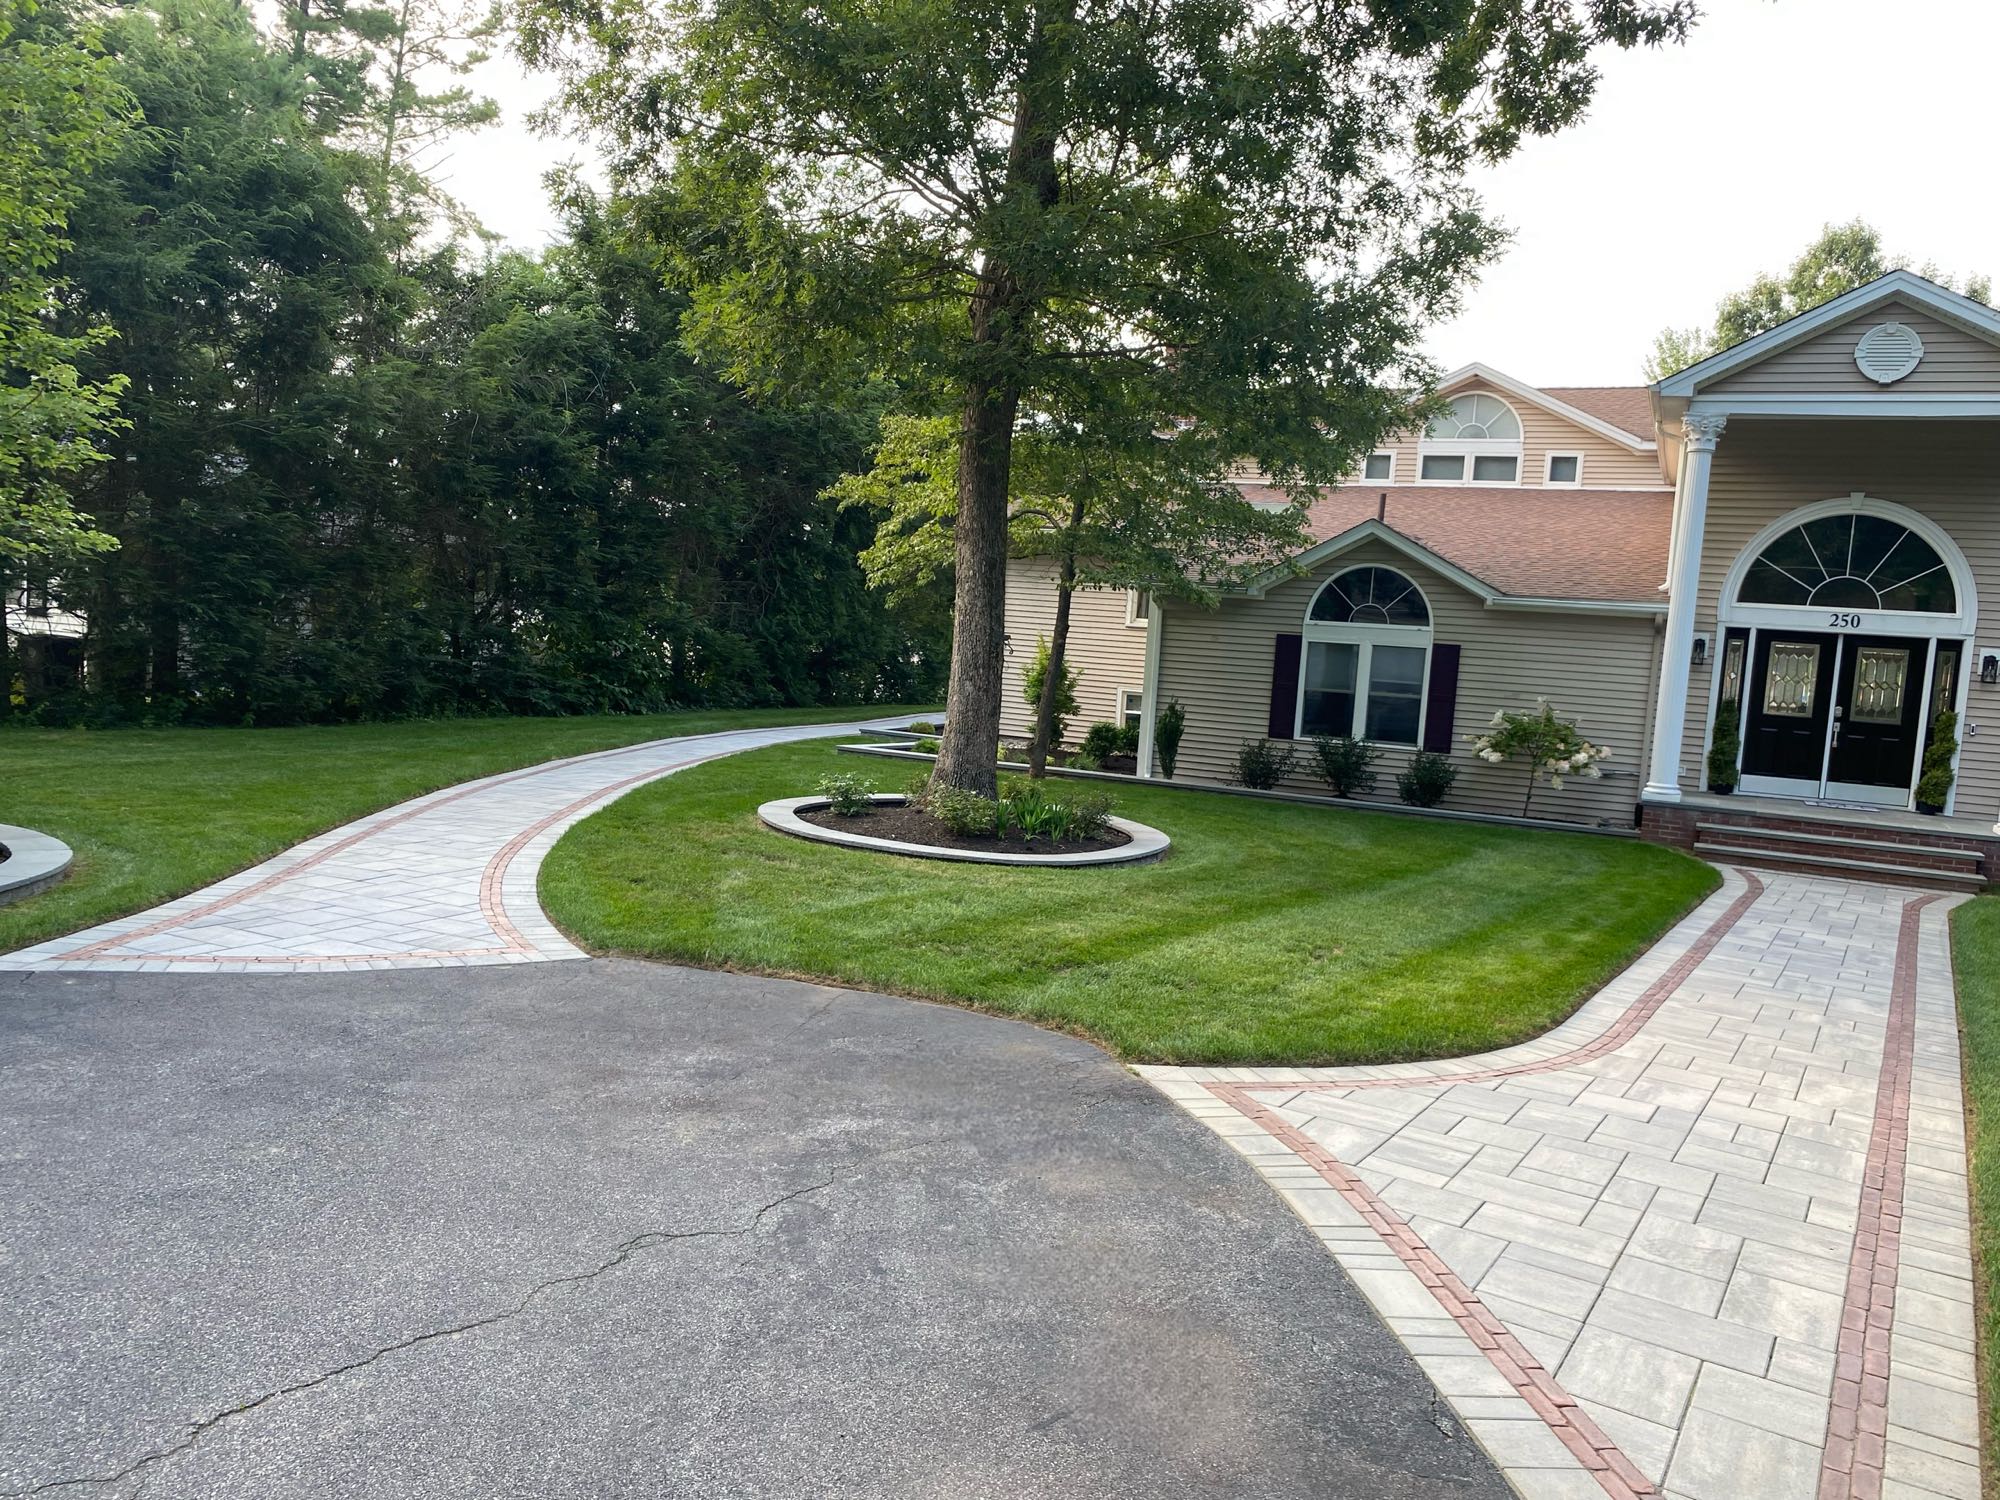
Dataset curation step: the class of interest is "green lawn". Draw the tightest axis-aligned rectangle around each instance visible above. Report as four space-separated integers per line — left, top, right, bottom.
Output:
1950 895 2000 1497
0 706 929 956
541 740 1719 1065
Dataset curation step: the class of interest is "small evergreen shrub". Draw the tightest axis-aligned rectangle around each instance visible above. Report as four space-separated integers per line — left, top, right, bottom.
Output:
1153 699 1186 779
912 736 940 754
1310 734 1380 798
1706 696 1741 793
814 772 877 816
1917 710 1960 810
906 720 939 733
1066 750 1103 772
1079 721 1125 761
1021 637 1082 747
1233 737 1295 790
1396 751 1458 808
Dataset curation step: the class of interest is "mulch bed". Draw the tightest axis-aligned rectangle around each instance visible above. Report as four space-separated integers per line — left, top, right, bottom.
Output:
798 802 1131 856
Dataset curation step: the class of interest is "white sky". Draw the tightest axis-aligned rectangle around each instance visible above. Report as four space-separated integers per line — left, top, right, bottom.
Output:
440 0 2000 388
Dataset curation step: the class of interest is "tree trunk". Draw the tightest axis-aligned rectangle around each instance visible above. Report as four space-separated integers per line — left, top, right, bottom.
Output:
932 372 1017 796
0 566 12 723
929 0 1072 797
1026 495 1087 777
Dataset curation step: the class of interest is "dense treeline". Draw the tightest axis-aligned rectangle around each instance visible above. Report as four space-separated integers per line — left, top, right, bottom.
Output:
3 0 943 725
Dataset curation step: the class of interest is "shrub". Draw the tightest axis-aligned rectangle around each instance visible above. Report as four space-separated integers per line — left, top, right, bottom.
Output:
1079 721 1124 761
1233 737 1295 790
1310 734 1380 798
1154 698 1186 779
814 772 877 816
912 736 940 754
906 720 939 733
1469 700 1612 817
927 784 997 837
1114 721 1141 756
1021 637 1082 747
1066 750 1103 772
1396 751 1458 808
1706 696 1741 793
902 772 934 808
997 776 1116 842
1917 710 1960 810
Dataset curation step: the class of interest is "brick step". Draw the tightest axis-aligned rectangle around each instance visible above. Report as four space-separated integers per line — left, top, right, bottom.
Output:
1692 840 1988 890
1692 822 1984 869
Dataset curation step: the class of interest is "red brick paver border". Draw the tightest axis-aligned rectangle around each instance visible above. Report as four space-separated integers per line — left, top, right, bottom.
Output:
1817 892 1943 1500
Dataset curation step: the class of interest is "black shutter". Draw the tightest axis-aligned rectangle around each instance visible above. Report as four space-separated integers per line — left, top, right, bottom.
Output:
1268 633 1302 739
1422 643 1462 753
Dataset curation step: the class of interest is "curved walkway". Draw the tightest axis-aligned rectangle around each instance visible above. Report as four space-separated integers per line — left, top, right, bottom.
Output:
0 719 907 973
1144 868 1978 1500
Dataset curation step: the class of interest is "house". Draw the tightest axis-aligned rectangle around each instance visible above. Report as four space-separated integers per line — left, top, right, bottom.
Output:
999 270 2000 884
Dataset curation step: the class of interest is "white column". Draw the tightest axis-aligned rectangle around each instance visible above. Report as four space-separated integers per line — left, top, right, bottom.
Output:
1643 410 1726 802
1135 596 1164 778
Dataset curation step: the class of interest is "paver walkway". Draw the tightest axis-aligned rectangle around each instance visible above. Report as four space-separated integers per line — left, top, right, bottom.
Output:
3 724 1981 1500
1143 867 1979 1500
0 719 903 973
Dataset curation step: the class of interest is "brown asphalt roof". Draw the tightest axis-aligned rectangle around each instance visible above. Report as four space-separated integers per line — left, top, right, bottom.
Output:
1240 484 1672 604
1537 386 1656 442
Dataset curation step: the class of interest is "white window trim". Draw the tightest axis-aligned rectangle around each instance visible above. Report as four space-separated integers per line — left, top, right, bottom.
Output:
1293 570 1435 748
1544 452 1585 487
1356 450 1396 483
1417 393 1524 487
1117 687 1144 728
1124 588 1149 628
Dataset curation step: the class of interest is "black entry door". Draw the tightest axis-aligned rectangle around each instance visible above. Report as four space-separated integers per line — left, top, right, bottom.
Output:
1826 635 1928 792
1741 630 1835 783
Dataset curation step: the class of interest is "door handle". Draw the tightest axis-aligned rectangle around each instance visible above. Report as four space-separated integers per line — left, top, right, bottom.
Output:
1830 706 1842 748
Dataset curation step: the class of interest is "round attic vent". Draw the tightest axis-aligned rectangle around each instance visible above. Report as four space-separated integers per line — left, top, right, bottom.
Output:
1854 321 1925 384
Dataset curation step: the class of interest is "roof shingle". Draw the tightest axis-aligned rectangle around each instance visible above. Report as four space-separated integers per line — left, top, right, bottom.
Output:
1537 386 1656 442
1240 484 1671 603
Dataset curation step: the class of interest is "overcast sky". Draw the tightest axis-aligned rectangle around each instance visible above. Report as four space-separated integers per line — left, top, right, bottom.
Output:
438 0 2000 388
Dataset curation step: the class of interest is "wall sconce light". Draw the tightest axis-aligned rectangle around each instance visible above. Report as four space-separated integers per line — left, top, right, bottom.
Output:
1691 634 1710 669
1982 652 1999 685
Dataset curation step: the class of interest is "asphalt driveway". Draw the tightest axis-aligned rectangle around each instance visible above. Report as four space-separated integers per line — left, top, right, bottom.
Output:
0 960 1508 1499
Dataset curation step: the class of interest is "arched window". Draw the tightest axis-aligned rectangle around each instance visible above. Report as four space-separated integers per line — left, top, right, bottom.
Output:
1419 394 1522 485
1739 513 1957 614
1299 566 1432 745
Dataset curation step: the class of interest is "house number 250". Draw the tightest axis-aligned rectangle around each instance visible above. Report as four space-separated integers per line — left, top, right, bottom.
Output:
1827 612 1862 629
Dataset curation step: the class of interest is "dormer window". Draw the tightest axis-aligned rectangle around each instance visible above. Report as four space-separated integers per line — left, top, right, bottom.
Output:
1418 393 1522 485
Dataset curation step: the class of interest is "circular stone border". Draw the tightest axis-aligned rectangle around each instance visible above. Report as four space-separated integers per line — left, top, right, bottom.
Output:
0 823 75 907
758 795 1169 867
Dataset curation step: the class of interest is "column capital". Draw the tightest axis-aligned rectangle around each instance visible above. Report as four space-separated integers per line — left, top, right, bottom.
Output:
1681 410 1728 450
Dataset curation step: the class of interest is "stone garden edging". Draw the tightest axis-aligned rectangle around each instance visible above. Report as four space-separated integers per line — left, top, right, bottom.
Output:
757 794 1170 867
0 824 74 907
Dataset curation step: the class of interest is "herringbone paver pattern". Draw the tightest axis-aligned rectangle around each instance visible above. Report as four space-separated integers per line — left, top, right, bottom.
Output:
1143 869 1978 1500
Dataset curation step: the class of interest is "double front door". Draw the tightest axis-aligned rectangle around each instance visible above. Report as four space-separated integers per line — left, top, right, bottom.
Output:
1739 631 1936 806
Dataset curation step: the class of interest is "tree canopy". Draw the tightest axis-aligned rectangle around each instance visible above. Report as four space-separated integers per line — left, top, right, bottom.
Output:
518 0 1695 791
6 0 942 724
1645 219 1993 381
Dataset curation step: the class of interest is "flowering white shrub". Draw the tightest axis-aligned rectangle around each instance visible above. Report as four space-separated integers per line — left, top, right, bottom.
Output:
1469 700 1612 817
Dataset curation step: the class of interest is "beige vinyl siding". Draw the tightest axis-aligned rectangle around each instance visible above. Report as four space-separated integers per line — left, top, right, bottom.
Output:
1672 420 2000 816
1232 380 1666 490
1154 538 1660 825
999 558 1150 744
1369 379 1665 491
1703 302 2000 395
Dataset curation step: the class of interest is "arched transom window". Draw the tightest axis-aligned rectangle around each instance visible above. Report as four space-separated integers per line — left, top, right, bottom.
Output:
1739 513 1957 614
1299 566 1432 745
1420 394 1522 485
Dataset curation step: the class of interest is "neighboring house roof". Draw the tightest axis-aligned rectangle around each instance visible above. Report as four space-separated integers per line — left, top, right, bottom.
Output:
1239 484 1672 604
1538 387 1656 442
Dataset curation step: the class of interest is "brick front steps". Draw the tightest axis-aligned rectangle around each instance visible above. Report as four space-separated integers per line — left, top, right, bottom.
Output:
1641 800 1993 889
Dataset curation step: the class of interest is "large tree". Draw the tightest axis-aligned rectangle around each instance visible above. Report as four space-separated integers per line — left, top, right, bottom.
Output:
831 410 1307 774
517 0 1694 795
1645 219 1993 380
0 0 134 714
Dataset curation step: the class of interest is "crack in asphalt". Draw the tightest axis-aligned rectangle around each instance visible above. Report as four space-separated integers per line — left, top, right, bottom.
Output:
7 1168 852 1498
